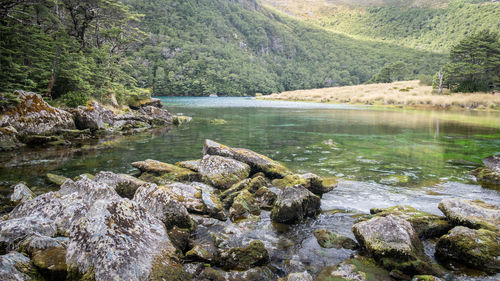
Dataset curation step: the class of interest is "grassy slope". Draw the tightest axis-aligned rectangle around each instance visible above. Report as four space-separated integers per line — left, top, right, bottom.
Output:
261 0 500 53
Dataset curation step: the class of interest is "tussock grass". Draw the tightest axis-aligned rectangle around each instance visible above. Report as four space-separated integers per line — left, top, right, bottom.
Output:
261 80 500 110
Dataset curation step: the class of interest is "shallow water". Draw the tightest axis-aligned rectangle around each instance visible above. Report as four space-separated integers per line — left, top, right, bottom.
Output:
1 97 499 278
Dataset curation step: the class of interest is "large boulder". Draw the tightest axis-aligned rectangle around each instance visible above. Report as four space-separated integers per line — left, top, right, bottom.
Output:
438 198 500 231
138 106 174 126
198 155 251 189
72 100 114 131
315 256 392 281
215 240 269 270
271 185 321 224
435 226 500 274
0 91 75 136
280 271 313 281
132 159 199 182
352 215 439 276
0 217 57 250
9 183 35 206
203 139 291 178
0 251 43 280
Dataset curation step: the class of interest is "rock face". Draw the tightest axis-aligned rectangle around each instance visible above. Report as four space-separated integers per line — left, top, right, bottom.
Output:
203 139 291 178
315 256 392 281
313 229 358 250
0 251 42 280
216 240 269 270
198 155 251 189
9 183 35 205
438 198 500 231
435 226 500 273
0 91 75 136
352 215 438 276
271 185 321 224
73 100 114 131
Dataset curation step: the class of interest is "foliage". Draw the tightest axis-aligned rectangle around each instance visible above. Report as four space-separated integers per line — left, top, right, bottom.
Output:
59 92 90 108
0 92 20 113
369 61 408 83
418 74 433 86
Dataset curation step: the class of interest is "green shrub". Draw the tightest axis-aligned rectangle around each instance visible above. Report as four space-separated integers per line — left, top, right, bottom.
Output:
418 74 433 86
60 91 89 108
0 92 20 113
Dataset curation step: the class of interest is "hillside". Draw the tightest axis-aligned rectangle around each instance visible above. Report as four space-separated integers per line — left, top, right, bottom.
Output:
262 0 500 53
124 0 446 96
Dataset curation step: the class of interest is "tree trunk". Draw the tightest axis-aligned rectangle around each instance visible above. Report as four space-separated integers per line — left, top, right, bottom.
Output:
438 70 444 95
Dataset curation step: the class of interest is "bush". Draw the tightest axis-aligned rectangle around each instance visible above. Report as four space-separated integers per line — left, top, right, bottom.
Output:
0 92 20 113
59 91 89 108
418 74 433 86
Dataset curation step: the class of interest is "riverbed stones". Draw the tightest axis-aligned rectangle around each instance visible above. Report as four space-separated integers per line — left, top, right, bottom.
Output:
0 251 43 280
313 229 358 250
271 185 321 224
94 171 148 199
0 217 57 250
216 240 269 270
199 155 251 189
438 198 500 231
352 214 438 276
315 255 392 281
132 159 199 182
435 226 500 273
203 139 291 178
369 205 452 238
9 183 35 205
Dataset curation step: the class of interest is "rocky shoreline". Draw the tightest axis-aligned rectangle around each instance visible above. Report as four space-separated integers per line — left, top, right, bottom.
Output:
0 139 499 280
0 91 190 151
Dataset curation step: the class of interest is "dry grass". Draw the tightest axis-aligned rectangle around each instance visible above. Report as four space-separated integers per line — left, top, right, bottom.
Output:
261 80 500 110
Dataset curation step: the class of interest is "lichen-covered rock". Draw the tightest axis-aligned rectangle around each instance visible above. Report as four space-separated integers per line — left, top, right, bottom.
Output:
0 125 23 151
66 198 178 281
0 91 75 136
271 185 321 224
483 155 500 173
272 173 335 196
435 226 500 273
315 255 392 281
0 251 43 280
215 240 269 270
352 215 439 276
138 106 174 126
163 182 205 214
200 266 274 281
229 190 260 221
280 271 313 281
9 183 34 205
186 243 215 263
471 167 500 189
203 139 291 178
133 182 193 229
0 217 57 250
254 186 277 210
220 179 252 206
72 100 114 131
194 182 227 221
313 229 358 250
94 171 148 199
132 159 199 182
129 98 163 109
175 159 201 172
438 198 500 231
32 245 67 279
199 155 251 189
368 205 452 238
46 173 69 186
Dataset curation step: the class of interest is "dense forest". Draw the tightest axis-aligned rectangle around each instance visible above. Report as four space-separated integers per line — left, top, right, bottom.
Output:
1 0 447 100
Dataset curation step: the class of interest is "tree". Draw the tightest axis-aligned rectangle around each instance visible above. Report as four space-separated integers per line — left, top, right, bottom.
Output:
368 61 408 83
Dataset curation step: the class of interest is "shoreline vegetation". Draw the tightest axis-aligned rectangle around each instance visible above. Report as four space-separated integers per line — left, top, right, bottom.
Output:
260 80 500 111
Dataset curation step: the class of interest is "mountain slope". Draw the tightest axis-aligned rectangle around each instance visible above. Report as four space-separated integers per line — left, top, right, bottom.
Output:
126 0 446 96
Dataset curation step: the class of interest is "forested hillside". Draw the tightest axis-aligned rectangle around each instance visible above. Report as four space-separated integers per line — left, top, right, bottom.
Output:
263 0 500 53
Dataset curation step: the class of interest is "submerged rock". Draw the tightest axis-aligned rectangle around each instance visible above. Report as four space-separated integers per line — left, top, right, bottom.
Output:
203 139 291 178
315 255 392 281
438 198 500 231
132 159 199 182
215 240 269 270
352 215 439 276
199 155 251 189
9 183 35 205
411 276 443 281
313 229 358 250
435 226 500 273
0 251 42 280
369 205 452 238
271 185 321 224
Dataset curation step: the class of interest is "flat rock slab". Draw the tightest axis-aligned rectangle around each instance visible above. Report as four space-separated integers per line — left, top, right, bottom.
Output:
198 155 250 189
438 198 500 231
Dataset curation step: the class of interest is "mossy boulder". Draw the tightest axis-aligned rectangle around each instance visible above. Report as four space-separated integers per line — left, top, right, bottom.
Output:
149 257 192 281
46 173 70 186
198 155 251 189
132 159 199 182
254 187 277 210
352 215 440 277
9 183 35 205
137 106 174 126
368 205 452 238
21 134 70 146
313 229 358 250
435 226 500 274
471 167 500 189
175 159 201 172
215 240 269 270
272 173 335 196
162 182 206 214
0 125 23 151
185 243 215 263
271 185 321 224
129 97 162 109
32 246 67 279
229 190 260 221
203 139 291 178
73 100 114 131
438 198 499 231
195 182 227 221
315 255 392 281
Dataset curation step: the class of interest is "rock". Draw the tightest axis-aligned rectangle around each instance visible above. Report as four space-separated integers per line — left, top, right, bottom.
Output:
271 185 321 224
483 155 500 173
254 187 277 210
195 182 227 221
281 271 313 281
175 159 201 172
46 173 69 186
315 256 392 281
471 167 500 189
198 155 251 189
352 215 439 276
0 91 75 137
203 139 291 178
66 198 178 280
129 98 163 109
94 171 148 199
229 190 260 221
167 227 191 252
209 119 227 125
160 182 205 214
220 179 252 208
31 245 67 279
438 198 500 231
0 125 23 151
73 100 114 131
411 276 443 281
369 205 452 238
21 134 70 146
138 106 174 126
216 240 269 270
313 229 358 250
0 217 57 250
186 243 215 262
435 226 500 273
380 174 409 185
0 251 42 280
173 115 192 125
132 159 199 182
200 266 274 281
9 183 34 205
133 182 194 229
272 173 335 195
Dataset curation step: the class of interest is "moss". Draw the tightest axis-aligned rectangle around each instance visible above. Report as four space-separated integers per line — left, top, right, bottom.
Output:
32 247 67 280
46 173 69 186
315 256 391 281
185 244 213 262
412 275 442 281
229 190 260 221
313 229 358 250
209 119 227 125
471 167 500 190
173 115 192 125
271 174 305 188
216 240 269 270
150 259 192 281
